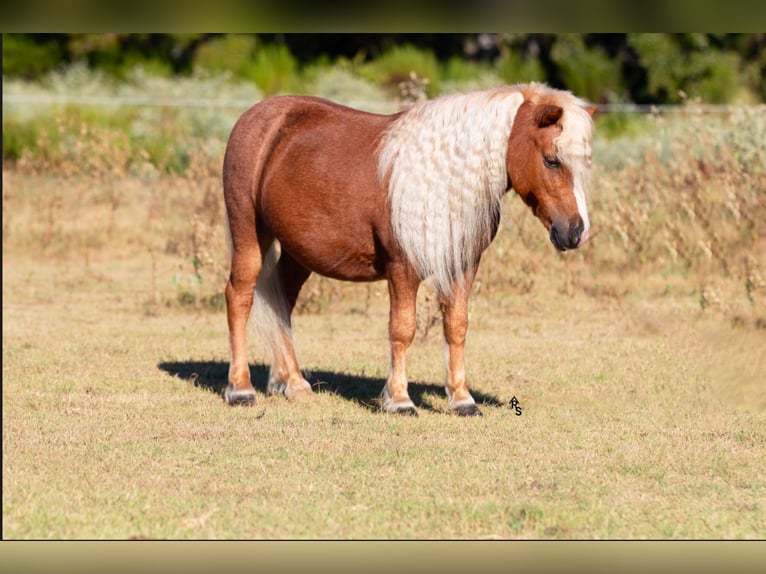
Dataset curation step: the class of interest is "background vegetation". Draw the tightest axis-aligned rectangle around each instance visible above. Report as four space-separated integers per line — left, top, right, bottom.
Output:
4 33 766 103
3 34 765 539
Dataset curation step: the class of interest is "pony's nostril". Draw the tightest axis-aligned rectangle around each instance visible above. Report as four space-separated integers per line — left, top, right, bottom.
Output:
550 225 567 251
569 221 583 247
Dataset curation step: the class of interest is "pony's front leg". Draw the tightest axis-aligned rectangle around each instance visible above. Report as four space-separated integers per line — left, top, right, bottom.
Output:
382 265 420 416
440 269 482 416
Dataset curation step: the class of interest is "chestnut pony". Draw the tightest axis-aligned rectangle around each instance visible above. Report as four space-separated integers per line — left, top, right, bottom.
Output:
223 82 596 416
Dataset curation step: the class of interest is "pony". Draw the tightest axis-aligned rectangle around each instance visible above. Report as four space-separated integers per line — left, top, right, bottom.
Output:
222 82 596 416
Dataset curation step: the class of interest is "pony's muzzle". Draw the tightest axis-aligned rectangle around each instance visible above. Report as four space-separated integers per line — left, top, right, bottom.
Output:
550 219 584 251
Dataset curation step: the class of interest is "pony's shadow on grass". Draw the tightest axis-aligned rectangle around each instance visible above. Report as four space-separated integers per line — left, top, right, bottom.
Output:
158 360 505 413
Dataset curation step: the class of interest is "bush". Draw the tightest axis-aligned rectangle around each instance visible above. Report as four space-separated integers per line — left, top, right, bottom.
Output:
191 34 258 80
2 34 63 78
247 43 299 95
304 67 394 113
359 44 441 97
2 117 42 162
685 50 746 104
550 34 624 103
630 34 694 103
497 48 546 85
442 56 489 83
628 33 750 104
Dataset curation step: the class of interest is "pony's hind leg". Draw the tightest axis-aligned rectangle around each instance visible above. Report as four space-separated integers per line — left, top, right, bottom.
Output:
440 269 482 416
224 229 269 406
382 264 420 416
257 249 314 402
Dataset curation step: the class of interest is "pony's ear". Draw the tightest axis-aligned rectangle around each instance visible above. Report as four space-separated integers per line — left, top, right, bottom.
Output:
535 104 563 128
586 105 598 118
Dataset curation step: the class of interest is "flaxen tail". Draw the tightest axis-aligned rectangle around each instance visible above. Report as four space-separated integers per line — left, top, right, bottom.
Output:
250 242 294 372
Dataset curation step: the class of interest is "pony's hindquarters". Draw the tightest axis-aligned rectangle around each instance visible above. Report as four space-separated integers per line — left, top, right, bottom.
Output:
223 99 314 405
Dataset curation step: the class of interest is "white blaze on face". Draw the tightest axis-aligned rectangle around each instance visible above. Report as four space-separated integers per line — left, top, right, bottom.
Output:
555 102 593 247
574 170 591 245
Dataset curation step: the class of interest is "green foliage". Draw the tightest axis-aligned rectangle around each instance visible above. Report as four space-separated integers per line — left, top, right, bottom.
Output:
593 112 650 141
497 48 546 85
550 35 624 103
441 55 489 83
304 67 393 112
4 34 766 106
192 34 258 79
2 66 256 174
67 34 174 80
248 43 299 95
2 34 62 78
439 57 502 93
628 34 752 104
359 44 441 97
685 50 745 104
2 116 43 161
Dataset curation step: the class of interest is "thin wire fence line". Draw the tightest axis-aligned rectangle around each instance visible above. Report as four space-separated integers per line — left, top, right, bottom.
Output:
3 92 763 114
1 92 396 113
595 103 764 114
2 93 260 109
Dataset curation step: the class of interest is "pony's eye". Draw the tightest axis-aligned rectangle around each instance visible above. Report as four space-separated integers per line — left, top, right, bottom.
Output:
543 156 560 169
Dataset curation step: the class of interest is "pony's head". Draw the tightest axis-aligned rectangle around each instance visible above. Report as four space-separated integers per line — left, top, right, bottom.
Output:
507 85 596 251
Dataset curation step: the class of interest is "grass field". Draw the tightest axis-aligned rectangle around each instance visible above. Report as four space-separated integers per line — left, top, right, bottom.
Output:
3 177 765 539
3 76 766 539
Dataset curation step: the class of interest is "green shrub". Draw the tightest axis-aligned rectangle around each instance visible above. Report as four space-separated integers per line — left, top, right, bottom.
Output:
497 48 546 85
246 43 299 95
2 117 42 161
550 35 624 103
191 34 258 80
2 34 63 78
594 111 652 140
442 56 488 83
359 44 441 97
685 51 745 104
630 34 753 104
304 67 394 113
66 34 174 81
439 56 503 93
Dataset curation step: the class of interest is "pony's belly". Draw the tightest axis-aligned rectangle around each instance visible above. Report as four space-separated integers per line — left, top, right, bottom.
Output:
278 233 385 282
260 183 389 282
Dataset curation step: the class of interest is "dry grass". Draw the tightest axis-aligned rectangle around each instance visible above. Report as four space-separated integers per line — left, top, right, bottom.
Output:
3 246 765 539
3 85 766 539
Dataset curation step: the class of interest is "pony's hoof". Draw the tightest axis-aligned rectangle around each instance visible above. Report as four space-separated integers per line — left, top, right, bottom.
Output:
454 404 482 417
395 406 419 417
286 386 316 402
266 379 286 397
224 384 256 406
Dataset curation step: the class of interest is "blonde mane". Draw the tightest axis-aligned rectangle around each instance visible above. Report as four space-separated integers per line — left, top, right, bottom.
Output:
377 83 593 294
